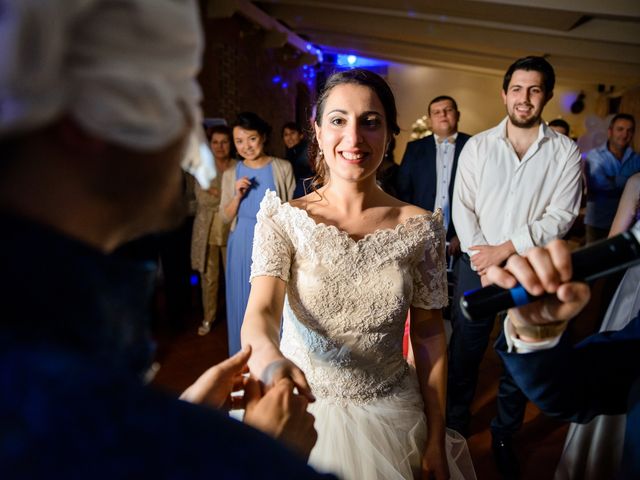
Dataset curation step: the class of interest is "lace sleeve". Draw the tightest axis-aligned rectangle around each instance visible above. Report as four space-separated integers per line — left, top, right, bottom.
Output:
411 213 448 310
250 191 293 283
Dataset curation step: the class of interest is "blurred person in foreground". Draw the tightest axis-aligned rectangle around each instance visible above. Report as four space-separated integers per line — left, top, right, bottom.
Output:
487 237 640 479
553 173 640 480
0 1 330 478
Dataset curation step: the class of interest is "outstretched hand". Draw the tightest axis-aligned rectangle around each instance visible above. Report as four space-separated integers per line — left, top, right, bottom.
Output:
179 346 251 410
485 240 591 341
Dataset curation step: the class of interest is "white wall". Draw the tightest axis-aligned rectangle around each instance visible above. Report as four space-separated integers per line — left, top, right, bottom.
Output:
387 62 603 162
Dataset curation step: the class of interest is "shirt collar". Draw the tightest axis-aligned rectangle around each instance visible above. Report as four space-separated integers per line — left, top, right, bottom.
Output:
494 116 550 145
602 142 636 162
433 132 459 144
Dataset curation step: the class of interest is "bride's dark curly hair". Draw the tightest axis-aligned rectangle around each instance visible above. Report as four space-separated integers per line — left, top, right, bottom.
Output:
308 69 400 193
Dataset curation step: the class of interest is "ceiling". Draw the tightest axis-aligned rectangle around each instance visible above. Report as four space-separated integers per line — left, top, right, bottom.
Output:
236 0 640 87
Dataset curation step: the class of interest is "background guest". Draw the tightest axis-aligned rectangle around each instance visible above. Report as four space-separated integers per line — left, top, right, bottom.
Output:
191 125 237 335
450 56 582 478
584 113 640 243
376 137 399 197
221 112 295 355
396 95 470 260
282 121 314 198
548 118 571 137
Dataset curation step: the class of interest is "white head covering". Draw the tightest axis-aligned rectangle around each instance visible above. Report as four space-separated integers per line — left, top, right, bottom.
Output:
0 0 215 187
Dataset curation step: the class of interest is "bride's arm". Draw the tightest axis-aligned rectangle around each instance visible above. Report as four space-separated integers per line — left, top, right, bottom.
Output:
241 275 314 400
410 307 449 480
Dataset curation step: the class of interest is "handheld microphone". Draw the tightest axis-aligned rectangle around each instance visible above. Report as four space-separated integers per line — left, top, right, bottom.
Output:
460 222 640 320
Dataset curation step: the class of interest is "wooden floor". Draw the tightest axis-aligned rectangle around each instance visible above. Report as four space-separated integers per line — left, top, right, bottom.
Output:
151 303 568 480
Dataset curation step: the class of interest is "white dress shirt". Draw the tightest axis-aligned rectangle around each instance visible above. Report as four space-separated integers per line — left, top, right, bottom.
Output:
452 117 582 256
433 132 458 230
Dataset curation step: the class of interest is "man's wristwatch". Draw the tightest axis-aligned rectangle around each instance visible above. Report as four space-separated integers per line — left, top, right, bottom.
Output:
509 317 568 341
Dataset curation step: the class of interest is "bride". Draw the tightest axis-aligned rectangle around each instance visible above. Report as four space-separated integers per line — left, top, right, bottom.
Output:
241 69 475 479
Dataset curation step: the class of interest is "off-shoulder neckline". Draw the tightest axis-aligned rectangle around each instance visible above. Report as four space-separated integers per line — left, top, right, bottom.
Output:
263 190 442 246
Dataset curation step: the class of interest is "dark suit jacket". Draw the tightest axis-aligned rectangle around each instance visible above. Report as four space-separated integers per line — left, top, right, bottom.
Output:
497 314 640 478
395 133 470 240
0 215 335 480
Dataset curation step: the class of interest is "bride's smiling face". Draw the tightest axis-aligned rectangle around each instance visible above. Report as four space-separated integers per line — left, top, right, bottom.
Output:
315 83 388 184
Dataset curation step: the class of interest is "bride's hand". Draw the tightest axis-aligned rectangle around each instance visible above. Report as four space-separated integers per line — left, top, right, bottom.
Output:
421 438 450 480
261 358 315 402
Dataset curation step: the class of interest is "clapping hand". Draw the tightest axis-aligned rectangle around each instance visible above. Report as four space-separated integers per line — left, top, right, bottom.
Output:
484 240 591 342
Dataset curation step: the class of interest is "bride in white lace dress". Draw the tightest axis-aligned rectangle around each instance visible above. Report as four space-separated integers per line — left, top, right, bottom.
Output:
241 69 475 480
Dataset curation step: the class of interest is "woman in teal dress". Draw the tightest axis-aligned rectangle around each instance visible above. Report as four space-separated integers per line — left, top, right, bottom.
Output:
220 112 295 355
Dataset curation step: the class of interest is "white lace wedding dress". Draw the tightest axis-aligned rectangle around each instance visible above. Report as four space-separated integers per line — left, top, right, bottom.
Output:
250 191 475 480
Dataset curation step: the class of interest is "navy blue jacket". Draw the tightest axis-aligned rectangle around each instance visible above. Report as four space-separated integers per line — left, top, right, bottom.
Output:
0 215 334 479
395 133 470 240
497 314 640 478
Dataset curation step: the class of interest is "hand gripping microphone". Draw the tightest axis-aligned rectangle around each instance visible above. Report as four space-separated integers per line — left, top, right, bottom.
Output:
460 222 640 321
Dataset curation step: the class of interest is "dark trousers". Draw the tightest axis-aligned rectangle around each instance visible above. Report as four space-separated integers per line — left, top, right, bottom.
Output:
446 254 527 439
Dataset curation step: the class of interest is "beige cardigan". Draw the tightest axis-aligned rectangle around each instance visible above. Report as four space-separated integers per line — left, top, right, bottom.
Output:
220 157 296 231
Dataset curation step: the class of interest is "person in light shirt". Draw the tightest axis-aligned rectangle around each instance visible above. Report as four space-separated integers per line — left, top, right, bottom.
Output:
448 56 582 478
583 113 640 244
487 238 639 479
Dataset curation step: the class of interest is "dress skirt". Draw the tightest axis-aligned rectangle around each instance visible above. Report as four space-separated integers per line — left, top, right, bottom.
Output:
308 371 476 480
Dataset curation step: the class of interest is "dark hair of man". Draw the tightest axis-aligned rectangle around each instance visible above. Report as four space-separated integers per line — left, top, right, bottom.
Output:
281 121 303 136
502 56 555 97
427 96 458 116
609 113 636 130
232 112 272 138
310 69 400 192
548 118 570 133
